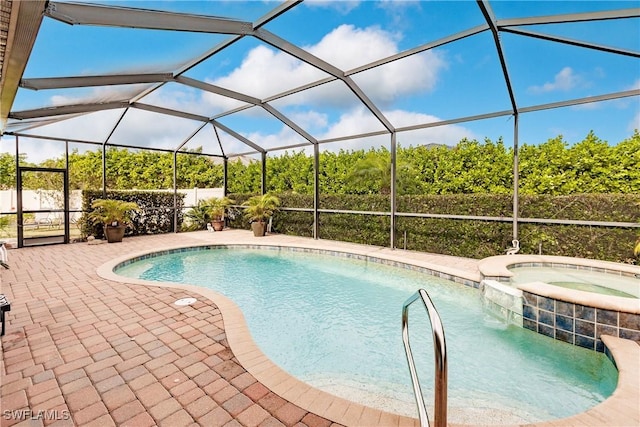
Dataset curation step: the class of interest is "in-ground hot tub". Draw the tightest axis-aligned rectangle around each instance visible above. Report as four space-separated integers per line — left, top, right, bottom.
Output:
510 264 639 299
478 255 640 351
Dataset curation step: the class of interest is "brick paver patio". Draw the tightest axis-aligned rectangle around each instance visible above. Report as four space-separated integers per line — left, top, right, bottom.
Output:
0 233 344 427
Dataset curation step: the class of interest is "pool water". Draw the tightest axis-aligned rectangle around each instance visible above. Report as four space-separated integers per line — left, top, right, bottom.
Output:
116 248 618 424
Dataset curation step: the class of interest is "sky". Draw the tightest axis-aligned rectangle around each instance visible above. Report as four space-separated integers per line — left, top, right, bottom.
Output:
2 0 639 163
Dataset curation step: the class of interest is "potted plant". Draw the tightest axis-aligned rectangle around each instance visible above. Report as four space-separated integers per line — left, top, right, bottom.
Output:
88 199 140 243
243 193 280 237
206 196 235 231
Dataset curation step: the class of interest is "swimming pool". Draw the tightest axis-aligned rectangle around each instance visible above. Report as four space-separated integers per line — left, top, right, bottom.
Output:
115 246 618 424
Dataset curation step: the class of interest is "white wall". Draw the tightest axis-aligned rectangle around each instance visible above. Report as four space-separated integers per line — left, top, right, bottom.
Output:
0 188 224 214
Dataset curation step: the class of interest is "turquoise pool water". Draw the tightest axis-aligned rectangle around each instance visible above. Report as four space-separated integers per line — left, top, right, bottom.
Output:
116 247 618 424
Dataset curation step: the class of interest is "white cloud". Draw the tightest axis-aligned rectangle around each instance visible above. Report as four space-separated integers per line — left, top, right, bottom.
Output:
628 79 640 91
317 106 473 149
207 44 327 101
204 24 446 110
143 86 200 113
289 110 329 134
108 108 205 150
304 0 361 14
307 24 401 70
319 107 385 140
528 67 581 94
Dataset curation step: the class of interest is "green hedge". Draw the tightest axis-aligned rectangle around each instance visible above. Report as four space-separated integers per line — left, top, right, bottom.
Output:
82 190 185 239
228 192 639 262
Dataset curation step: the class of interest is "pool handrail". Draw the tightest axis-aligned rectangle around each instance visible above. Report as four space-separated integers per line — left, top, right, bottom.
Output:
402 289 448 427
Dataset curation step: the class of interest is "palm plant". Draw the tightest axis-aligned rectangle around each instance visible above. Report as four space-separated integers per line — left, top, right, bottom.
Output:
346 151 415 195
206 196 235 221
184 199 212 231
205 196 235 231
88 199 140 226
243 193 280 236
88 199 140 242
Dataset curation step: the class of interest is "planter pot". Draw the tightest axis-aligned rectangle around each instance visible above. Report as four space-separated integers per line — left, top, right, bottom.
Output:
212 219 225 232
251 221 266 237
104 225 126 243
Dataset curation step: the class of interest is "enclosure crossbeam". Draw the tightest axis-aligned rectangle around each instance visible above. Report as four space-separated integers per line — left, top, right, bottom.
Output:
45 1 253 34
20 73 174 90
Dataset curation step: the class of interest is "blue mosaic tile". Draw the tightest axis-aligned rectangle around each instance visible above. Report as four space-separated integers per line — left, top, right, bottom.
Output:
556 300 574 317
555 314 574 332
555 329 574 344
596 324 618 339
575 305 595 322
539 323 554 338
523 318 537 332
596 309 618 326
523 304 537 321
620 312 640 330
619 328 640 342
595 339 605 353
537 296 554 312
539 310 554 326
575 334 595 350
575 319 595 338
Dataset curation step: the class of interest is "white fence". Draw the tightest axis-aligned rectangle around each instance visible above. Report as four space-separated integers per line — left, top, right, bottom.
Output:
0 188 224 216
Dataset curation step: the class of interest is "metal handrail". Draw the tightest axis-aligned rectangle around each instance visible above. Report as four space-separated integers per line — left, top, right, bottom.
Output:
402 289 447 427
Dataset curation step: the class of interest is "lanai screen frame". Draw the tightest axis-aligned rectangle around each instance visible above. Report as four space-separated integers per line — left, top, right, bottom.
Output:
1 0 639 248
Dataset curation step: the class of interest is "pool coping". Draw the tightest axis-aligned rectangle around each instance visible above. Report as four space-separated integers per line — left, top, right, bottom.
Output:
97 238 640 427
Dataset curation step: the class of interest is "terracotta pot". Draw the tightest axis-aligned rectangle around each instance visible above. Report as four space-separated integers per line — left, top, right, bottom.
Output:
104 225 126 243
251 221 266 237
212 219 225 231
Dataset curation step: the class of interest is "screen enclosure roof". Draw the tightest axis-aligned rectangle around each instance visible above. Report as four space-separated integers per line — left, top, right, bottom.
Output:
1 0 639 160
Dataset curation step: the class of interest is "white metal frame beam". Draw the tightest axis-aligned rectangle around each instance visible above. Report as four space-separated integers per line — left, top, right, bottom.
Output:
20 73 174 90
9 101 129 120
500 27 640 58
45 1 253 35
498 8 640 27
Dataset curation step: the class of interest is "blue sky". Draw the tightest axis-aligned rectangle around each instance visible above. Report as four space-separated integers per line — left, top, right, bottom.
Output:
3 0 639 162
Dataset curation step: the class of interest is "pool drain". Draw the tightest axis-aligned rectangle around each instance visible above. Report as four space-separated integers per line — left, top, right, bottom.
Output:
174 297 197 306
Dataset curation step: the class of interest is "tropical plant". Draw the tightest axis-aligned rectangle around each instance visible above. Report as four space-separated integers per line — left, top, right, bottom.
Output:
88 199 140 227
184 200 212 231
243 193 280 223
206 196 235 221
